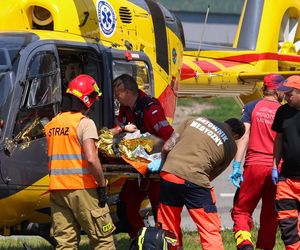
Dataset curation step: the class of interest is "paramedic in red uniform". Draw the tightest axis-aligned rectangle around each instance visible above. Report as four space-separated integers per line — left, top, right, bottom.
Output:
229 74 285 250
113 74 174 238
156 117 245 250
272 75 300 250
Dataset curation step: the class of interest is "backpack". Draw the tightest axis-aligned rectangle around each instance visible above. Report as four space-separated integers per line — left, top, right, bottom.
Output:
129 226 177 250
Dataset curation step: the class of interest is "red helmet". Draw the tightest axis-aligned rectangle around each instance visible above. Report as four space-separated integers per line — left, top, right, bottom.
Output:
66 74 102 108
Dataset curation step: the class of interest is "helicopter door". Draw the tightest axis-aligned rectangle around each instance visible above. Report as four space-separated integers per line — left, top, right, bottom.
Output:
2 44 60 188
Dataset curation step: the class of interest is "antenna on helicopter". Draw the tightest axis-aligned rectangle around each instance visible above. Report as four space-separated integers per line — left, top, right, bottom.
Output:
196 5 210 60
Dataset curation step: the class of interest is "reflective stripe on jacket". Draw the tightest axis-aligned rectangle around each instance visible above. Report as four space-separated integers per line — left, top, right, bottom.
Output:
45 112 97 190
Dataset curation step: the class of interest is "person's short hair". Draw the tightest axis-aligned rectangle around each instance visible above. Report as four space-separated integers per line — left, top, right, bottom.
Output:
112 74 139 94
224 118 245 139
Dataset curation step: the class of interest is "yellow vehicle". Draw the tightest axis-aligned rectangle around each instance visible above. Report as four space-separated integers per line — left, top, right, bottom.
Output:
1 0 300 243
0 0 184 242
179 0 300 104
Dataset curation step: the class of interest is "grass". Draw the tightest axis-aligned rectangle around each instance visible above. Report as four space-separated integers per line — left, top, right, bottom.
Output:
197 97 241 121
0 97 265 249
0 228 285 249
177 96 242 121
177 97 202 107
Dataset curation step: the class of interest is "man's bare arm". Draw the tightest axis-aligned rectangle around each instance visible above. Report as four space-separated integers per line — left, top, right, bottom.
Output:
160 131 179 165
83 138 106 187
234 122 250 162
110 124 137 136
162 131 180 154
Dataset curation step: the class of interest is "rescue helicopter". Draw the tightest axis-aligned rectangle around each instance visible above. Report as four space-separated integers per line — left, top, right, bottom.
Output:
0 0 184 242
179 0 300 104
1 0 300 244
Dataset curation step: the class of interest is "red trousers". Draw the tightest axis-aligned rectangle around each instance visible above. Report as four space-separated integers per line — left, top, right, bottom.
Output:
231 164 277 250
157 172 224 250
275 178 300 250
118 178 160 238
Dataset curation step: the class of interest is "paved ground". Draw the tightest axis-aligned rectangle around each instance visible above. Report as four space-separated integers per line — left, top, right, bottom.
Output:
147 164 261 232
172 102 261 231
180 165 261 231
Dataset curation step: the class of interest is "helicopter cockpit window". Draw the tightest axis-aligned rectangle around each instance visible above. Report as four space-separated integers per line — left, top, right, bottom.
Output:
112 60 151 95
13 52 60 143
0 72 14 139
112 60 151 117
26 52 61 107
0 35 26 141
58 49 103 128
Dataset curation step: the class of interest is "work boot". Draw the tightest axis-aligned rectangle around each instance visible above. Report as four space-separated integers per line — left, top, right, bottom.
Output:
235 230 253 250
239 244 254 250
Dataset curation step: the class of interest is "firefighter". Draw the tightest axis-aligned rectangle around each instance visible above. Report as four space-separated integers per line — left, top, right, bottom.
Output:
272 75 300 250
45 74 116 250
112 74 174 238
229 74 285 250
156 117 245 250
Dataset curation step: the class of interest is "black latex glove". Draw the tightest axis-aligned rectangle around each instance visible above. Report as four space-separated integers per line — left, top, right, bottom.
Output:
97 186 107 208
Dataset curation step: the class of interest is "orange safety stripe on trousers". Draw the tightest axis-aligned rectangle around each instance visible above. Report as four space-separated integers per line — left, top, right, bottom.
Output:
157 203 183 247
285 241 300 250
210 187 216 204
158 203 224 250
160 171 185 184
277 209 298 220
276 179 300 200
188 208 224 250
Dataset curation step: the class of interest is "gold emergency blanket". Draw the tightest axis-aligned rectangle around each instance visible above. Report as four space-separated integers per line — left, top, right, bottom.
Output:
96 128 115 157
97 128 155 174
